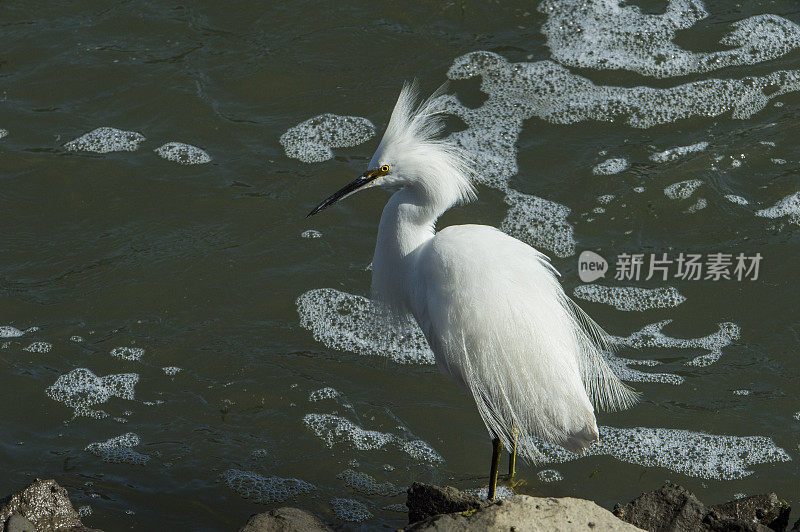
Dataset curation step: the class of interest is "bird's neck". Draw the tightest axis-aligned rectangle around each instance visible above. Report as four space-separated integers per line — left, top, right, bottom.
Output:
371 187 444 309
379 187 441 254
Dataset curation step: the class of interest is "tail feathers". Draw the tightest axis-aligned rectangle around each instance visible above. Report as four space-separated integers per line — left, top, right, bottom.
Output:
561 421 600 453
468 376 598 463
461 298 637 463
566 298 641 412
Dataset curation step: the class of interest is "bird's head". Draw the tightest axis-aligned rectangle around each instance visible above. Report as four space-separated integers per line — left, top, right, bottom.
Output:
308 82 475 217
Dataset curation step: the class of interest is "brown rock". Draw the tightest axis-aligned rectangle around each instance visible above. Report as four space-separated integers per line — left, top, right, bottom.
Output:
0 479 90 532
238 507 332 532
6 514 36 532
403 494 644 531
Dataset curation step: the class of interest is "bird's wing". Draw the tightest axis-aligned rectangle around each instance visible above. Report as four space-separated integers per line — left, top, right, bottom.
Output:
410 224 637 460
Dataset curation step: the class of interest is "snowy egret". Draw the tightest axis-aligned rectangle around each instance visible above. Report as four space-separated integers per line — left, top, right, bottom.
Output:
308 83 637 499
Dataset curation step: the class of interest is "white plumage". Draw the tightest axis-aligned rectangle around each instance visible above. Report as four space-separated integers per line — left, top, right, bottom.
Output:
309 82 637 470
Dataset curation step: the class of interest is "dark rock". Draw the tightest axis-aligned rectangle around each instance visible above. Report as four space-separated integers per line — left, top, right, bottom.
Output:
613 483 709 531
238 507 332 532
711 493 791 531
406 483 486 524
613 484 779 532
0 479 98 532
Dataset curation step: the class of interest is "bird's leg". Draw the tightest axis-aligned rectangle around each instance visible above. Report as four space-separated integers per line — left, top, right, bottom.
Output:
508 425 518 479
488 436 503 501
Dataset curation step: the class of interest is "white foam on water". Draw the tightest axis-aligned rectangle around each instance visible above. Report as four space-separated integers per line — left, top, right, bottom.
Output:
597 195 615 205
23 341 52 353
330 498 372 522
687 352 721 367
45 368 139 418
280 114 375 163
0 326 25 338
110 347 145 361
162 366 181 376
793 411 800 421
337 469 401 497
222 469 315 503
309 387 340 402
538 426 791 480
70 336 84 343
733 389 751 396
382 504 408 513
539 1 800 78
77 506 92 518
593 158 629 175
303 413 442 463
251 448 272 460
613 320 740 369
64 127 145 153
400 440 444 463
602 352 683 386
85 433 149 465
760 141 776 147
537 469 563 483
756 192 800 223
772 158 787 165
664 179 703 200
463 486 515 500
686 198 707 213
0 129 7 139
725 194 749 206
296 288 434 365
500 190 576 258
303 413 396 451
301 229 322 239
154 142 211 165
445 51 800 131
573 284 686 312
652 143 710 164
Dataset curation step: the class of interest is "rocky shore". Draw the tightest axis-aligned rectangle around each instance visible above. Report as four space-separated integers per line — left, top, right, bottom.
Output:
2 478 798 531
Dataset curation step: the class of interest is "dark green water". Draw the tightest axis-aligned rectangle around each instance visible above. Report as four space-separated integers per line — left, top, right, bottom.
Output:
1 1 799 530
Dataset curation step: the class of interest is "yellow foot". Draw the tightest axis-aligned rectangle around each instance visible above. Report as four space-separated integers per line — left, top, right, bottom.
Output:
509 477 527 491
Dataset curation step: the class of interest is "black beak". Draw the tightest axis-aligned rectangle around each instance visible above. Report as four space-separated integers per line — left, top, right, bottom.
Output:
307 173 377 217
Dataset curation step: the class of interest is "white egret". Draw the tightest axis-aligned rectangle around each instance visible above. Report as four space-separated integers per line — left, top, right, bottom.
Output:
308 83 638 499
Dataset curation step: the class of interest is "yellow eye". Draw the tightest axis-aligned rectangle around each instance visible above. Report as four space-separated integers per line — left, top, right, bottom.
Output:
380 165 390 173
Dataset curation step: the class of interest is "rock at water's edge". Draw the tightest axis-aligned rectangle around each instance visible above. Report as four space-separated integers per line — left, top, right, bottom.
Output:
710 493 791 531
406 483 487 524
0 478 102 531
0 479 97 531
6 513 37 532
403 494 644 531
613 483 786 532
239 506 332 532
